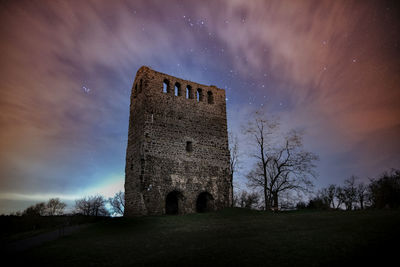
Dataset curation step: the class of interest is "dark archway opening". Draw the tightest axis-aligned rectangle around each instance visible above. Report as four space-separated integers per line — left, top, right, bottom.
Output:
196 192 214 213
166 191 182 215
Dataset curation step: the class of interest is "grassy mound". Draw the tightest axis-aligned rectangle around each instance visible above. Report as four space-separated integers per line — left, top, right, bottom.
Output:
15 208 400 266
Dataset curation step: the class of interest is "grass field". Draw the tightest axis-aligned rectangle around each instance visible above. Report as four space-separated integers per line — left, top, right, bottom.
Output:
11 208 400 266
1 215 105 243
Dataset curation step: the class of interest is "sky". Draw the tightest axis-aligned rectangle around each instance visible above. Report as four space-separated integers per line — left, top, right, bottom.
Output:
0 0 399 213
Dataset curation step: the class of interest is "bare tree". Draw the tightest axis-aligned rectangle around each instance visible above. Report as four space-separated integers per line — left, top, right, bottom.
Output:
22 202 46 216
245 111 318 210
229 132 240 207
307 196 330 210
236 190 260 209
46 198 67 215
75 195 109 216
342 176 358 210
108 191 125 216
20 198 66 216
368 169 400 209
334 186 346 209
319 185 336 209
319 184 347 209
246 163 268 208
244 110 278 210
356 183 367 209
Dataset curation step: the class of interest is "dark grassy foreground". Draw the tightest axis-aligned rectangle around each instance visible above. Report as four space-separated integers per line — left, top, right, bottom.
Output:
13 208 400 266
1 215 106 243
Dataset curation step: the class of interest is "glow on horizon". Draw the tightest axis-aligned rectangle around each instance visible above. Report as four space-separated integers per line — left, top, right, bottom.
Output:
0 173 124 202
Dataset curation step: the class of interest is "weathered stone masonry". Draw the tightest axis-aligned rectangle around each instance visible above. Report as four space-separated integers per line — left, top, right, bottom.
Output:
124 66 232 216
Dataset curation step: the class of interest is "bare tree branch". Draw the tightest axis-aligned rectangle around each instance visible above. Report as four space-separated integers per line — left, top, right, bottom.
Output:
244 109 319 210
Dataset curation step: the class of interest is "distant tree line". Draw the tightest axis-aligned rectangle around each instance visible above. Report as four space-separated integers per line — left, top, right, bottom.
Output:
74 195 109 216
74 191 125 216
233 190 261 209
299 169 400 210
229 109 400 212
16 198 67 216
233 168 400 211
5 191 125 217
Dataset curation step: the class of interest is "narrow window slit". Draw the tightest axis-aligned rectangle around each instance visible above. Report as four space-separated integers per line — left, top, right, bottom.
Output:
186 85 192 99
186 141 193 152
163 79 169 93
175 82 181 96
197 88 203 102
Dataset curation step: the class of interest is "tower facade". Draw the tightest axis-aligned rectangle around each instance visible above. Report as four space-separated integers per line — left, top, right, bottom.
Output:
124 66 232 216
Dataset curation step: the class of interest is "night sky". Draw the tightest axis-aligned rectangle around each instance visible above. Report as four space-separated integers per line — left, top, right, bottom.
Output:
0 0 399 213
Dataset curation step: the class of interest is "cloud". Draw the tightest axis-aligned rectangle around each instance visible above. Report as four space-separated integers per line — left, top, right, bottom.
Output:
0 0 227 201
206 0 400 185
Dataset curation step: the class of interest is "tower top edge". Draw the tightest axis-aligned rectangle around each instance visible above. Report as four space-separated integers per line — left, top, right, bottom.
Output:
135 66 224 92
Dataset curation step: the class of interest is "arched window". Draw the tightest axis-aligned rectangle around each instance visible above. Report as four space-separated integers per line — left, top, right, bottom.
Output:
139 79 143 93
163 79 169 94
207 91 214 104
197 88 203 102
186 85 192 99
175 82 181 96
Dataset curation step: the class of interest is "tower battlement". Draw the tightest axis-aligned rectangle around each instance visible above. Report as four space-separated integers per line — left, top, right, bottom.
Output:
124 66 232 216
131 66 226 106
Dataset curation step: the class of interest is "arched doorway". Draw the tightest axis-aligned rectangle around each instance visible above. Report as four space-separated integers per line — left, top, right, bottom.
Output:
165 191 183 215
196 192 214 213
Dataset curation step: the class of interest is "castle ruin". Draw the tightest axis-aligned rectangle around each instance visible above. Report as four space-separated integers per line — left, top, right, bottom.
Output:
124 66 232 216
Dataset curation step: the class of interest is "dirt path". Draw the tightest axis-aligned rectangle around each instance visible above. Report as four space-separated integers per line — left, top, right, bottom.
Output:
5 224 90 253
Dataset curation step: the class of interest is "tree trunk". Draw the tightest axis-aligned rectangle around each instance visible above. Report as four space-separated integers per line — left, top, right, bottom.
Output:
264 186 269 211
273 192 278 211
230 173 233 207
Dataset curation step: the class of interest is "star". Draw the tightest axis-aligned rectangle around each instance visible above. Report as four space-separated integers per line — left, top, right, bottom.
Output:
82 86 90 94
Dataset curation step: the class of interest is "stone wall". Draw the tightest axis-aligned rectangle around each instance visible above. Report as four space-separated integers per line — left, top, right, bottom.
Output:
124 66 232 216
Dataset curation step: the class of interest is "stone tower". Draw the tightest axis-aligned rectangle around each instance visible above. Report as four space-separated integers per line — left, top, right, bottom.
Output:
124 66 232 216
